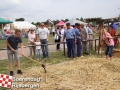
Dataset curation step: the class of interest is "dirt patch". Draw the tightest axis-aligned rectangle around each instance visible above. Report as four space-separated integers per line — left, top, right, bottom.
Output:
113 50 120 57
12 57 120 90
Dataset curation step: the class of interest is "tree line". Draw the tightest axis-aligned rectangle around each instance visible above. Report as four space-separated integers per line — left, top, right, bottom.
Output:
15 17 119 26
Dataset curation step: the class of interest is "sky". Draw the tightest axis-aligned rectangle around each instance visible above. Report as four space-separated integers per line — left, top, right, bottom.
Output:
0 0 120 23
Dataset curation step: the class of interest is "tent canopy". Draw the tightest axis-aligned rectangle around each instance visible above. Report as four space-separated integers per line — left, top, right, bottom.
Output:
66 19 87 25
57 21 65 26
13 21 36 29
0 18 13 24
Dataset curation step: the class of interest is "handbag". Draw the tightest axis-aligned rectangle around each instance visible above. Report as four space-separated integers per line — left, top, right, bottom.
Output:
54 34 59 40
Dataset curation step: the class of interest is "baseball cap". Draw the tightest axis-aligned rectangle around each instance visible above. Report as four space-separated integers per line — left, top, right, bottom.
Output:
66 23 70 26
75 23 80 26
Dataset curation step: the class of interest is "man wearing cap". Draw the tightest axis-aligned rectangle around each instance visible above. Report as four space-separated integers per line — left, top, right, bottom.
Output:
74 23 82 57
62 23 76 59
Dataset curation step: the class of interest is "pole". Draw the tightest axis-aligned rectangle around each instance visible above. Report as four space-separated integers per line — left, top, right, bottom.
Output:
2 24 3 30
64 42 65 56
118 8 120 22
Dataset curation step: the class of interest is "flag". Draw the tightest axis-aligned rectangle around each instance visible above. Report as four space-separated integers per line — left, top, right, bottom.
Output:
0 74 12 89
49 19 54 24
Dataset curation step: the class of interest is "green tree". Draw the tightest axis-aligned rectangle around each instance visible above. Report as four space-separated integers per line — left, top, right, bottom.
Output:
31 22 35 25
76 18 79 20
85 17 102 23
44 19 49 25
15 18 25 21
56 19 60 24
61 19 65 22
64 19 69 22
36 22 40 25
80 17 84 21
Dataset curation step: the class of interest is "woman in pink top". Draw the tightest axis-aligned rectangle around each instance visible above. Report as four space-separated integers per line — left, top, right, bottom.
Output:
102 29 114 60
28 28 36 59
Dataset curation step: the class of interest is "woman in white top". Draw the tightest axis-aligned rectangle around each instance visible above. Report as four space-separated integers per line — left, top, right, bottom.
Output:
28 28 36 59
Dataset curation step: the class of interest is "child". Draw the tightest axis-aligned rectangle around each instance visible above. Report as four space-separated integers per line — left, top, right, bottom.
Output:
34 38 41 60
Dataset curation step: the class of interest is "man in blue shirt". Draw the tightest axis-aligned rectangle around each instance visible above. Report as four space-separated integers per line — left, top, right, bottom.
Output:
6 29 24 76
74 23 82 57
62 23 76 59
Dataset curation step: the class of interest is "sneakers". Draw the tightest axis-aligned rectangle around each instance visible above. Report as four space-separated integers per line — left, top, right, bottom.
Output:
10 71 14 76
17 70 23 75
10 70 23 76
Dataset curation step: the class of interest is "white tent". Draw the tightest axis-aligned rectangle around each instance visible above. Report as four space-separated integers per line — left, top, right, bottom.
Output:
66 19 87 25
4 24 10 29
13 21 36 29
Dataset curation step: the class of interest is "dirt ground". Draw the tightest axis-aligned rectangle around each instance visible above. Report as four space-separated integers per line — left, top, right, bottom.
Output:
0 44 61 60
12 56 120 90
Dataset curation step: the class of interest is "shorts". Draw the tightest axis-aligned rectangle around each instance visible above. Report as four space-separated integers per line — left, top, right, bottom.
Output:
7 50 19 62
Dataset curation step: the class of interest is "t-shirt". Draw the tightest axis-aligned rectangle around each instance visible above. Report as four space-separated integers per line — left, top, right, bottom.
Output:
102 32 114 46
35 42 41 49
82 27 88 40
7 35 22 50
36 27 49 39
110 23 118 30
74 28 81 39
64 28 75 39
87 26 93 35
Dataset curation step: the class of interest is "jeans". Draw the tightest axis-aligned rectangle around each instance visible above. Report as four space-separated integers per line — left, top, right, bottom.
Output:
105 45 114 57
66 39 75 58
55 37 61 50
40 39 49 58
36 49 40 59
76 38 82 57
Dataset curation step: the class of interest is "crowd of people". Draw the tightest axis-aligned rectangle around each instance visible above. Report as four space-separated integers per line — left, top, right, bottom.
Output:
55 22 94 59
6 21 118 76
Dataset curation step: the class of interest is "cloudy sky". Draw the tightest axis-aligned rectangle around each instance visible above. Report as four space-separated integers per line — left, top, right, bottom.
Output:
0 0 120 23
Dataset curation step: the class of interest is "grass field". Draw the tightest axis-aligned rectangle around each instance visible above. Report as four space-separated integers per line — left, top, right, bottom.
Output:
0 34 55 49
0 51 65 74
